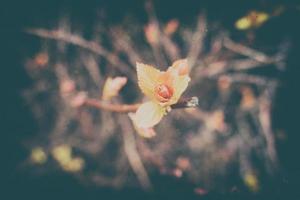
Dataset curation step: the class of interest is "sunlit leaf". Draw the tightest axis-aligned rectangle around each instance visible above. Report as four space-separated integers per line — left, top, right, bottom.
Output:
235 11 269 30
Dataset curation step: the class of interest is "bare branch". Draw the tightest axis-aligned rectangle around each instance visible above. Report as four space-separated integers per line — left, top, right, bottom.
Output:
188 14 207 69
223 37 279 63
118 115 152 190
26 28 135 80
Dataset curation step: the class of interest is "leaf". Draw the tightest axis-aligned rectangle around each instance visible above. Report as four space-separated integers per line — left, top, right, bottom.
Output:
171 59 189 75
235 17 252 30
134 101 166 128
235 11 269 30
136 62 162 101
128 113 157 138
51 145 72 165
62 157 85 172
244 173 259 192
30 147 47 164
102 76 127 100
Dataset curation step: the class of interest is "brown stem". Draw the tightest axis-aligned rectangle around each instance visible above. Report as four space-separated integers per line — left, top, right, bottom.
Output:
84 99 140 113
26 28 135 81
83 97 198 113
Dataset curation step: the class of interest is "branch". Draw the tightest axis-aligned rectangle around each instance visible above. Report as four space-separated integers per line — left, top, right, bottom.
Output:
188 14 207 69
223 37 279 63
219 73 277 85
84 99 140 113
26 28 135 80
83 97 199 113
118 115 152 190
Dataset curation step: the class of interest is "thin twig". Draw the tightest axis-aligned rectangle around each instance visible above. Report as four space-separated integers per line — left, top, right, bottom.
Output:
118 115 152 190
26 28 135 80
220 73 276 85
160 33 180 61
145 1 167 67
84 99 140 113
258 87 278 166
223 37 278 63
188 14 207 69
110 27 142 65
83 97 199 113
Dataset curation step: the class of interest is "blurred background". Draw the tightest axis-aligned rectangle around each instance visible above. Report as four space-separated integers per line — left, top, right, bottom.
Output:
1 0 300 199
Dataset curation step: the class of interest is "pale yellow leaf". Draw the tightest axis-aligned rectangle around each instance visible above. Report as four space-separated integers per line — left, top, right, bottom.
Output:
51 145 72 166
30 147 47 164
135 101 166 128
136 62 162 100
62 157 85 172
235 11 269 30
128 113 157 138
169 74 190 105
235 17 251 30
102 76 127 100
255 12 269 26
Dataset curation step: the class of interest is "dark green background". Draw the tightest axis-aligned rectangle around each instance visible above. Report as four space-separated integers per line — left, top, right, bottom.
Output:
1 0 300 199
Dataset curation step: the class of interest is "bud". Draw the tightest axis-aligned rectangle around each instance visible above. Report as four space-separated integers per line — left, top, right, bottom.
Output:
144 22 159 45
164 19 179 36
102 77 127 100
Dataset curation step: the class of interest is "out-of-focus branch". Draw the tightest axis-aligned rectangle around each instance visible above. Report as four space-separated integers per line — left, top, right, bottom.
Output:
258 86 278 166
118 115 152 190
83 97 199 113
223 37 280 63
81 54 103 88
26 28 135 80
110 27 142 66
145 1 167 67
84 99 140 113
188 14 207 69
219 73 276 85
160 34 180 61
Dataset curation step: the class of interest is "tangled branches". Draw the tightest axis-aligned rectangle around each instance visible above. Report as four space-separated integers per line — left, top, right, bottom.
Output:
23 2 288 193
